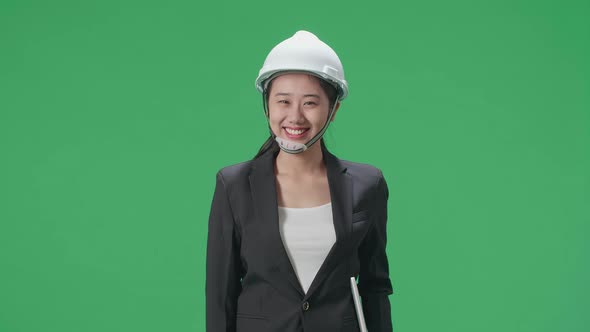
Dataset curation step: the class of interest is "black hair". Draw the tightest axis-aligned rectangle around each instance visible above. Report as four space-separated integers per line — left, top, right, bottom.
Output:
253 74 339 159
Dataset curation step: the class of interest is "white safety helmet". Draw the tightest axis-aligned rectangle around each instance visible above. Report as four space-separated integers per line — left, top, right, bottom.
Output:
255 30 348 154
255 30 348 101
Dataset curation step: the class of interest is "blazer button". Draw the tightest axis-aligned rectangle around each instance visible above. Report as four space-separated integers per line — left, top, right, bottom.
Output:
302 301 310 311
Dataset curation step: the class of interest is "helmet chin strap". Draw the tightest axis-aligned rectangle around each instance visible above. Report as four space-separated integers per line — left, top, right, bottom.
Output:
262 92 338 154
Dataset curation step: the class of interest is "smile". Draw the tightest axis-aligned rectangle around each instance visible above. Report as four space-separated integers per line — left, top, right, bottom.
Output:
283 127 310 138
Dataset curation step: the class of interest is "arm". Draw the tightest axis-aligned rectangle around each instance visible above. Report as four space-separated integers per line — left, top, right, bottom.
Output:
206 171 243 332
358 170 394 332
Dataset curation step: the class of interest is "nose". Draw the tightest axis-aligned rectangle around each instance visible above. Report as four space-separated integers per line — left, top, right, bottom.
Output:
286 103 305 124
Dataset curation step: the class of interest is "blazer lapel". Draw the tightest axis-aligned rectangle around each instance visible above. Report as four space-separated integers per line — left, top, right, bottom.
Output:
249 148 305 297
304 146 352 299
248 144 352 300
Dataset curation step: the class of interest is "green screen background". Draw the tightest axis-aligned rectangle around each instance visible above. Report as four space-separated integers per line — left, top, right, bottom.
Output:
1 0 588 331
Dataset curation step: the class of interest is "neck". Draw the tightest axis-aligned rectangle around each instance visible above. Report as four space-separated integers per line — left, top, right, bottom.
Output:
275 140 325 176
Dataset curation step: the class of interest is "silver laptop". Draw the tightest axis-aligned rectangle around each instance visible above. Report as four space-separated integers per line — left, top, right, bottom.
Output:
350 277 368 332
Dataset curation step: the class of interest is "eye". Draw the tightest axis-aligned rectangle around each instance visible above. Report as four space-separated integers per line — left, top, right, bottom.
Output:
278 100 289 104
304 101 317 106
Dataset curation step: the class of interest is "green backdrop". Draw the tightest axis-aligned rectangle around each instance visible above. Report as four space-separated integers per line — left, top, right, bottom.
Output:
1 0 588 331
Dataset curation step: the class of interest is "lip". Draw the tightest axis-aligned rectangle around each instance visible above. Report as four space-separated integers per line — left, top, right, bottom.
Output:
283 127 310 139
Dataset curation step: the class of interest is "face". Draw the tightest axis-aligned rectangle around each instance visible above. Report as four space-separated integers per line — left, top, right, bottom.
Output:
267 73 339 146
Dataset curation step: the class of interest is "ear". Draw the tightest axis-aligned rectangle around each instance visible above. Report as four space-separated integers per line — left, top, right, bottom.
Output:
330 102 341 122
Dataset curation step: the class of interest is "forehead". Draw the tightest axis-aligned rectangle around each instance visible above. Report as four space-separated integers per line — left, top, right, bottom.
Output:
270 73 323 93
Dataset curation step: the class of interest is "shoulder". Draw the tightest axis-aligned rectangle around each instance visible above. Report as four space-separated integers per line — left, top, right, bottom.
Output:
339 158 390 204
340 158 384 181
214 159 254 188
338 157 389 199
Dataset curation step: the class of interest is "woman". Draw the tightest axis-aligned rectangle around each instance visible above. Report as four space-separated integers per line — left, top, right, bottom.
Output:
206 30 393 332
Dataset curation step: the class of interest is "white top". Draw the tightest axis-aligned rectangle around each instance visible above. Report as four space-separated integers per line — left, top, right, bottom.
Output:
277 202 336 294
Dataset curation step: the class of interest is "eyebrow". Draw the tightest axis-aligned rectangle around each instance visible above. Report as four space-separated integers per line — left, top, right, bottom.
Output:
274 93 321 98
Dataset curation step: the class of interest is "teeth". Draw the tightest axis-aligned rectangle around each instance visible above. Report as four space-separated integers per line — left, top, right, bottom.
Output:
285 128 307 135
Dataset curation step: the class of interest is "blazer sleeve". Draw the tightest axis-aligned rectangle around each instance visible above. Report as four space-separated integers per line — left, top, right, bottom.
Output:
206 171 243 332
358 170 394 332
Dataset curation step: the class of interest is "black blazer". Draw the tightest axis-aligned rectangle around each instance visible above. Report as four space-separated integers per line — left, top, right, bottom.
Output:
206 144 394 332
